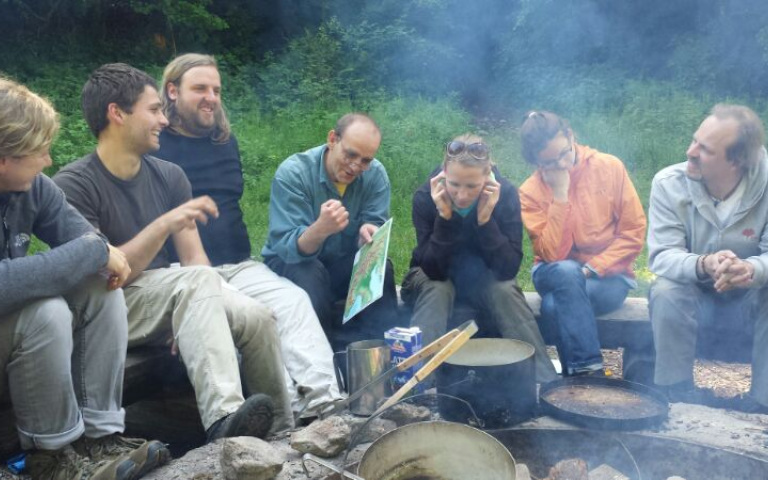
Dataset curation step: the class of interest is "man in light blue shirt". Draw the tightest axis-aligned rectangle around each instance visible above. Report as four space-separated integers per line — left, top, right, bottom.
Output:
262 113 399 348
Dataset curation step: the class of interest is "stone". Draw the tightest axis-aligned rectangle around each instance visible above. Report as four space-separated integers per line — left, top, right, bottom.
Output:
378 402 432 426
343 416 398 444
588 464 630 480
290 416 350 457
220 437 284 480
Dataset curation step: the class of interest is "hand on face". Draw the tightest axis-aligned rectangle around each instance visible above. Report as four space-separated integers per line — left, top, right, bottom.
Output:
430 171 453 220
541 168 570 201
477 175 501 226
316 199 350 236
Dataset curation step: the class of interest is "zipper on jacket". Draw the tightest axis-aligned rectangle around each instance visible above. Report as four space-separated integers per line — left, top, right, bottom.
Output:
1 203 9 259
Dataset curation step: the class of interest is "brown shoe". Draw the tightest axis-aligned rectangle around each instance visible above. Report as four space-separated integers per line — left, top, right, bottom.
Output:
74 434 170 479
26 444 135 480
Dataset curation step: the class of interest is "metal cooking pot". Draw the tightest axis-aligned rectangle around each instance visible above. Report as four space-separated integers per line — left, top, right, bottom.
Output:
305 421 517 480
437 338 536 428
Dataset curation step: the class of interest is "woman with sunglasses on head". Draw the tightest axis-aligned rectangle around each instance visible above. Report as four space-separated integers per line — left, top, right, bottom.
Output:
401 133 558 383
518 111 647 377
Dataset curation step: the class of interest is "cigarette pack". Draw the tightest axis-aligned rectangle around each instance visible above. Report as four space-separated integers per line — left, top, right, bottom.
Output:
385 326 424 393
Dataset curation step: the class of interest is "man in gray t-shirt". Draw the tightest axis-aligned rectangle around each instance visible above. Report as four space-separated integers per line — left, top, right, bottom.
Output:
55 63 295 438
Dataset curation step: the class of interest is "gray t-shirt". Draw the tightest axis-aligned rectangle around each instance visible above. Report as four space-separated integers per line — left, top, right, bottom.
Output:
54 152 192 271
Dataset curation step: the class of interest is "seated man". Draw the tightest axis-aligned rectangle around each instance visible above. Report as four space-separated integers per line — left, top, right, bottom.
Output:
261 113 399 349
54 63 294 438
401 134 557 382
0 78 167 480
155 53 341 418
518 111 647 376
648 103 768 412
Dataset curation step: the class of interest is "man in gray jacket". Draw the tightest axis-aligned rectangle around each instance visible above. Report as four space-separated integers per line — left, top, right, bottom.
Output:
0 78 168 479
648 104 768 413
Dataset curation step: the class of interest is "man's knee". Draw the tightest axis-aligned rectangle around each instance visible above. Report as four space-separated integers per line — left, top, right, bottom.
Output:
16 297 73 344
649 277 697 311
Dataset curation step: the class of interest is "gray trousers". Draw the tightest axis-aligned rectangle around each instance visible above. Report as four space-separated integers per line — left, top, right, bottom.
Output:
215 260 341 416
650 277 768 406
0 278 127 450
401 267 558 383
124 266 293 432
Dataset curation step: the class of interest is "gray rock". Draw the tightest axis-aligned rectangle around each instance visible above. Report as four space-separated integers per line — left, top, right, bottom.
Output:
588 464 630 480
291 416 350 457
220 437 284 480
343 416 398 444
378 402 431 426
142 442 221 479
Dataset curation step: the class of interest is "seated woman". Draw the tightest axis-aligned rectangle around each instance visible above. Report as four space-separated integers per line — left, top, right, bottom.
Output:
401 133 557 383
518 111 647 376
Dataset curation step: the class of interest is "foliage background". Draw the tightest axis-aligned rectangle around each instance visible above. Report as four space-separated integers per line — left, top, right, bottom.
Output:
2 0 768 294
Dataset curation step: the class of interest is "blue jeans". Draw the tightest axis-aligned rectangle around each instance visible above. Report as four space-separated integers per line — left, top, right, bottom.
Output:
533 260 630 375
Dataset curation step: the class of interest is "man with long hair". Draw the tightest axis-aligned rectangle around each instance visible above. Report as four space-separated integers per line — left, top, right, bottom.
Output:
155 53 342 420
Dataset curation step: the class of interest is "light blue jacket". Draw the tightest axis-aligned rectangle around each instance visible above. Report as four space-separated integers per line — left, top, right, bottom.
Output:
648 148 768 286
261 144 390 264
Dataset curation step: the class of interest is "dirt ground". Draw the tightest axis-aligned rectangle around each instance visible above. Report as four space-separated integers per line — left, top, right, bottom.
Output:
596 347 751 398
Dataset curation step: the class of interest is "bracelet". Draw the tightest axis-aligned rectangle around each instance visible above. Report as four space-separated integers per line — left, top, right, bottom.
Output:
696 254 710 280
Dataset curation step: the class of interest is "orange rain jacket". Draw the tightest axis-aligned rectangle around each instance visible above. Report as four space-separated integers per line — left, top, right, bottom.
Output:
519 144 647 278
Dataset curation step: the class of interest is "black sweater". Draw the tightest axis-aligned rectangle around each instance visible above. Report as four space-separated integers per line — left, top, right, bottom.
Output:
409 165 525 282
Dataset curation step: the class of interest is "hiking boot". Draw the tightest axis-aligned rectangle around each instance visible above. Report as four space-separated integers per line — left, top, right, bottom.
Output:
26 444 135 480
206 393 274 442
74 434 170 479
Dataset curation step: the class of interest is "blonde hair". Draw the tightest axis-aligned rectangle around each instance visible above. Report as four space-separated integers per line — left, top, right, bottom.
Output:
0 77 59 158
161 53 231 143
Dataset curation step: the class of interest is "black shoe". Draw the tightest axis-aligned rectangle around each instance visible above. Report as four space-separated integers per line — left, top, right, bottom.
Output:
206 393 274 442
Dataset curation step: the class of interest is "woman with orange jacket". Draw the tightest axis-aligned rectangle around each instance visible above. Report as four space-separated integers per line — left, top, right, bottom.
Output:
518 111 646 376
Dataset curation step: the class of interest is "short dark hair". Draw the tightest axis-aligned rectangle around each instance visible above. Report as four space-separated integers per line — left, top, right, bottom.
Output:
333 112 380 138
710 104 766 171
81 63 158 138
520 110 572 165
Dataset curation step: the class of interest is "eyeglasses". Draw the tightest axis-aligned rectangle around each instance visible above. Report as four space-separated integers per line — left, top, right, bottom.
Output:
537 142 574 169
338 137 374 170
446 141 490 161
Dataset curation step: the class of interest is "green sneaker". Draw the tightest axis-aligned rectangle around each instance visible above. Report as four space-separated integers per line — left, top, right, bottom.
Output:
74 434 170 479
26 444 136 480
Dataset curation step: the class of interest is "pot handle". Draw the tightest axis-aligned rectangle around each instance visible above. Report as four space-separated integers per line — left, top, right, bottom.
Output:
301 453 366 480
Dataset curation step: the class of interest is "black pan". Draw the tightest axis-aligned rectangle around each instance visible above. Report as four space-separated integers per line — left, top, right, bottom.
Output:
539 377 669 430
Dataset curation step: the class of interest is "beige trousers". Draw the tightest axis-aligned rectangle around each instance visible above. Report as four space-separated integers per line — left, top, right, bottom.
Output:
124 266 293 431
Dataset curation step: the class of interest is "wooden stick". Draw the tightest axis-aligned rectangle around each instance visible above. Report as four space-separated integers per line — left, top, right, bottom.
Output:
372 320 478 416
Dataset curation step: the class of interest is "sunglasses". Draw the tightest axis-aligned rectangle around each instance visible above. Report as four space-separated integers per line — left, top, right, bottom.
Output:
446 141 490 161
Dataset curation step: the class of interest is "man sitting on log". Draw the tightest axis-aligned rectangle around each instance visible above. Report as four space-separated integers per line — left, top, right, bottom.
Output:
648 103 768 412
0 77 168 480
54 63 294 439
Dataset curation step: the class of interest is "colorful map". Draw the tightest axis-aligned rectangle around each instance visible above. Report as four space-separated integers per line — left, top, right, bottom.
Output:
343 218 393 324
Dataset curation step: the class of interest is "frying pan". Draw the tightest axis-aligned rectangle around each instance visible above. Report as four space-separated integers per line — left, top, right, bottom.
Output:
539 376 669 430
